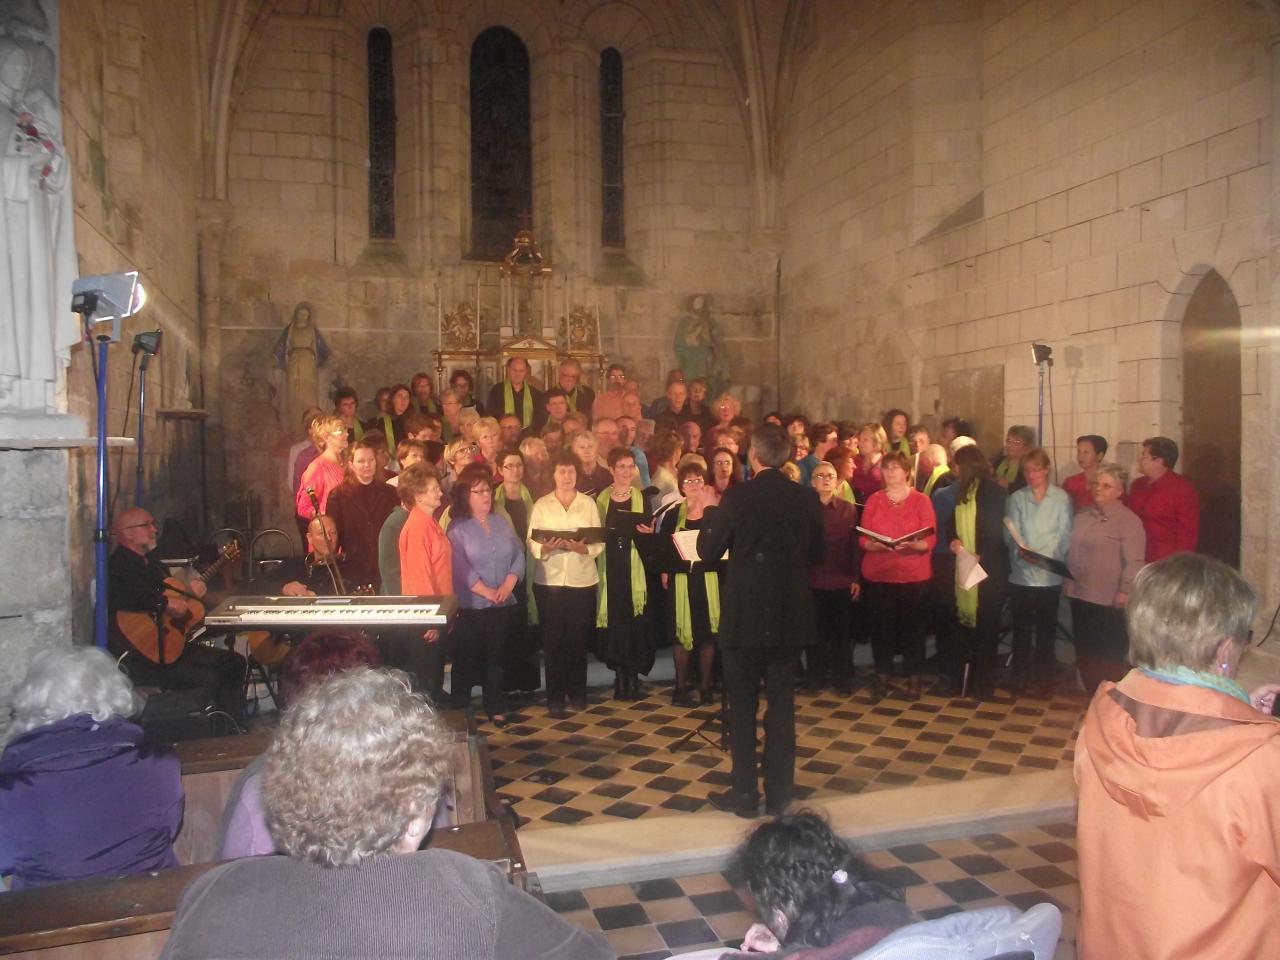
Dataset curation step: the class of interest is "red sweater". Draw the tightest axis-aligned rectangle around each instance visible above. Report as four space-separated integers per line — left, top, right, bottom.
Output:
1127 471 1199 562
1062 470 1093 512
858 489 936 584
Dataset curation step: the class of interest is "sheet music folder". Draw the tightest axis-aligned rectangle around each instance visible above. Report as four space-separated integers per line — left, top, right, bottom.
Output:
1003 518 1075 579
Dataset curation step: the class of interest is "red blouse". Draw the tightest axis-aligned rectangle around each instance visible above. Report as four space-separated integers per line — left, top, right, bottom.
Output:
858 489 936 584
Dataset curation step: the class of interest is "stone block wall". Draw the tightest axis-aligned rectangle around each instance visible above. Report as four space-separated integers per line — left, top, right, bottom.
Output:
213 2 775 536
777 0 1275 600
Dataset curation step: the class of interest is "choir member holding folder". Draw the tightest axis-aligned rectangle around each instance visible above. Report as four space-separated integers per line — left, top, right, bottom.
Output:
528 449 604 718
857 450 936 700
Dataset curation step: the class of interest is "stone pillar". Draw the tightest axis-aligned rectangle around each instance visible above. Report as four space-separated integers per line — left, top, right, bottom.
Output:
197 200 229 533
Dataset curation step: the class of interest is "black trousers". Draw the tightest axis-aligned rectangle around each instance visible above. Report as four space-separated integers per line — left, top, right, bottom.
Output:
808 589 853 685
928 552 957 668
1070 598 1130 696
377 629 450 707
123 641 247 722
533 584 596 706
864 580 929 674
451 606 509 718
723 646 799 806
949 579 1008 691
1008 583 1062 682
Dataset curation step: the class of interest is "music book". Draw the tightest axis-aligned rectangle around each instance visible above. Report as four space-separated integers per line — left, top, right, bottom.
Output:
1003 518 1075 579
856 525 934 547
605 509 652 532
672 530 728 563
531 527 606 544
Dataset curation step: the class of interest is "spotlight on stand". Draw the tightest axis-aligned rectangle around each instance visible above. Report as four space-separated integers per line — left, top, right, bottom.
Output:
71 270 148 651
132 329 162 356
1030 342 1053 448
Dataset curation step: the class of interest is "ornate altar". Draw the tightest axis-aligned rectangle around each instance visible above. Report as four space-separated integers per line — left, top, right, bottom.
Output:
433 228 608 395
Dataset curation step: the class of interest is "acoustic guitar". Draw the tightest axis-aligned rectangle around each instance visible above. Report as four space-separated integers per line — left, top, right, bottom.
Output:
114 542 241 665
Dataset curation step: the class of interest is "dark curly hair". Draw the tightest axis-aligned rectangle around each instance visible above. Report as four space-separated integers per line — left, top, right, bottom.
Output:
731 810 903 948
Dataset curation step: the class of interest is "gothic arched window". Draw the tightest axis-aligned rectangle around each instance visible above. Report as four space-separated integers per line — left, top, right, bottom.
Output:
600 48 624 248
470 27 531 259
367 27 396 239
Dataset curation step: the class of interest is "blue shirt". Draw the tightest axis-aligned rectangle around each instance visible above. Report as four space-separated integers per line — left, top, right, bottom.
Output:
446 514 525 609
1004 485 1073 587
931 483 958 554
630 446 651 487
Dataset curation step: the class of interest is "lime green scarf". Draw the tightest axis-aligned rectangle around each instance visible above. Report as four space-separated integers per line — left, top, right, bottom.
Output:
419 397 440 415
836 480 856 504
996 456 1020 485
496 484 538 626
595 488 647 627
923 463 950 496
954 489 979 628
504 380 533 427
566 385 583 412
673 502 721 651
379 414 397 456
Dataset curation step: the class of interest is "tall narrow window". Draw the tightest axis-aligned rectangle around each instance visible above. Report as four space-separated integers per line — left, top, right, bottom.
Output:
600 48 624 248
367 28 396 239
470 27 531 259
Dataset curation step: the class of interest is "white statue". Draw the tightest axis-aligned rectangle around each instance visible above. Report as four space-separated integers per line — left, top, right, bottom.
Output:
0 6 79 414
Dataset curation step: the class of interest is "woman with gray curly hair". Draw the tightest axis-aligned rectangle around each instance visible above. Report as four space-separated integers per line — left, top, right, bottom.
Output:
0 646 183 889
1075 552 1280 959
162 668 611 960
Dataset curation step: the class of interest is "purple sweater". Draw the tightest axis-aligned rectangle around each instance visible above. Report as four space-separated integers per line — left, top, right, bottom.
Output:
0 714 183 889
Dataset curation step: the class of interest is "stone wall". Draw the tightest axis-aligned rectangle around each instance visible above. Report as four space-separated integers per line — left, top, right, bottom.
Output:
213 1 774 537
778 0 1276 604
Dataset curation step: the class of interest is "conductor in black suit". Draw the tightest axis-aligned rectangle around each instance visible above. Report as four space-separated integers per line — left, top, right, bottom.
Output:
697 424 824 817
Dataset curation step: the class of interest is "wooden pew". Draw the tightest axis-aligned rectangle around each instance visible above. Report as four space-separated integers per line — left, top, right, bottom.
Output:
0 820 523 960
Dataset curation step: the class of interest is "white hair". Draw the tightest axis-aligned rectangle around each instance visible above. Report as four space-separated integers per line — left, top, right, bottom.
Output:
7 646 139 742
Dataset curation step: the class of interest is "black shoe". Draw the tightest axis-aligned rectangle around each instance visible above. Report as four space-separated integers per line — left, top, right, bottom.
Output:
698 687 713 706
707 790 760 819
672 688 695 707
929 676 962 697
833 678 853 697
570 697 588 712
765 798 789 817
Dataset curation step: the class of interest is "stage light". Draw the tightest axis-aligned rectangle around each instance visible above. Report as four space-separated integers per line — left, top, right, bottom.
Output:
132 329 163 356
1031 342 1053 365
71 271 147 342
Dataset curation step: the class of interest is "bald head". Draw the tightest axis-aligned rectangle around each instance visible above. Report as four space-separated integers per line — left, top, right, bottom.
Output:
306 516 339 560
113 508 158 555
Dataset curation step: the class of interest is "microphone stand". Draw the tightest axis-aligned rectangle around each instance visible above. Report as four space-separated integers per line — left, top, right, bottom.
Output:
134 346 155 505
306 487 347 595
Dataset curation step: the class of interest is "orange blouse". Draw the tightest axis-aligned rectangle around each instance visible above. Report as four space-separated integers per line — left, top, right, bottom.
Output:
398 508 453 596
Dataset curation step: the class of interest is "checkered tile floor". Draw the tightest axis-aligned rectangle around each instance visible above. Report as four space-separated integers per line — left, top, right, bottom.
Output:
547 822 1079 960
484 681 1086 830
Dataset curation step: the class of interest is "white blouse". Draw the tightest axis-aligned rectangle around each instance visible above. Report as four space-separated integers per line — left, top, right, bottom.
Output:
527 491 604 587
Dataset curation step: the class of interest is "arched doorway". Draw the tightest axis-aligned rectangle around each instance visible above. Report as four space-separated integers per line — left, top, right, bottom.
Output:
1180 270 1241 567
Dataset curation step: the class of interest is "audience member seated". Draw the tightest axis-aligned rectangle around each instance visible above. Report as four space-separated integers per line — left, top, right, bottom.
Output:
218 632 381 860
1076 553 1280 960
1062 433 1106 511
1064 463 1145 696
720 811 913 956
0 647 183 889
163 668 611 959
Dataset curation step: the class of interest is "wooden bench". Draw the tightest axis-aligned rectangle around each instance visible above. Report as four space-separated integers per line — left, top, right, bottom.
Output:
0 820 524 960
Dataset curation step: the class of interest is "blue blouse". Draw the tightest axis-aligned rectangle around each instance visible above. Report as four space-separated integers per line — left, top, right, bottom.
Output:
446 514 526 609
1004 485 1073 587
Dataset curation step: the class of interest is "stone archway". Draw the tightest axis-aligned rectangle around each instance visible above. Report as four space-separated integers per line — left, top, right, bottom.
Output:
1180 270 1241 568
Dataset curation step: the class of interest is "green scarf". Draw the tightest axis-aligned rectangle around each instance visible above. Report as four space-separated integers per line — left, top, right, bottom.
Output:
890 437 911 458
836 480 856 504
496 484 539 626
954 490 979 628
504 380 533 427
566 385 582 412
673 502 721 651
1138 665 1252 705
996 456 1020 484
595 488 647 627
351 419 364 440
923 463 950 496
419 397 440 415
379 414 397 456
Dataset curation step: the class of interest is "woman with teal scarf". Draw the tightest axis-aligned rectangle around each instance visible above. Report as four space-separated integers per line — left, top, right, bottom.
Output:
657 463 722 706
595 447 655 700
1075 553 1280 960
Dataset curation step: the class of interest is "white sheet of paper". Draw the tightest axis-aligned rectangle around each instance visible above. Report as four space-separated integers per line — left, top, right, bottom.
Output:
956 546 988 590
672 529 727 563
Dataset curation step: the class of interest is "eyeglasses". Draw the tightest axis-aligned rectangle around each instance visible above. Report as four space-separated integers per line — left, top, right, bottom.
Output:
813 473 837 482
469 486 492 495
125 520 158 529
682 478 706 487
327 430 346 436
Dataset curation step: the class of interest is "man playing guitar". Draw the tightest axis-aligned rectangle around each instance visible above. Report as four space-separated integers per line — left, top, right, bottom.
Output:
108 507 247 724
